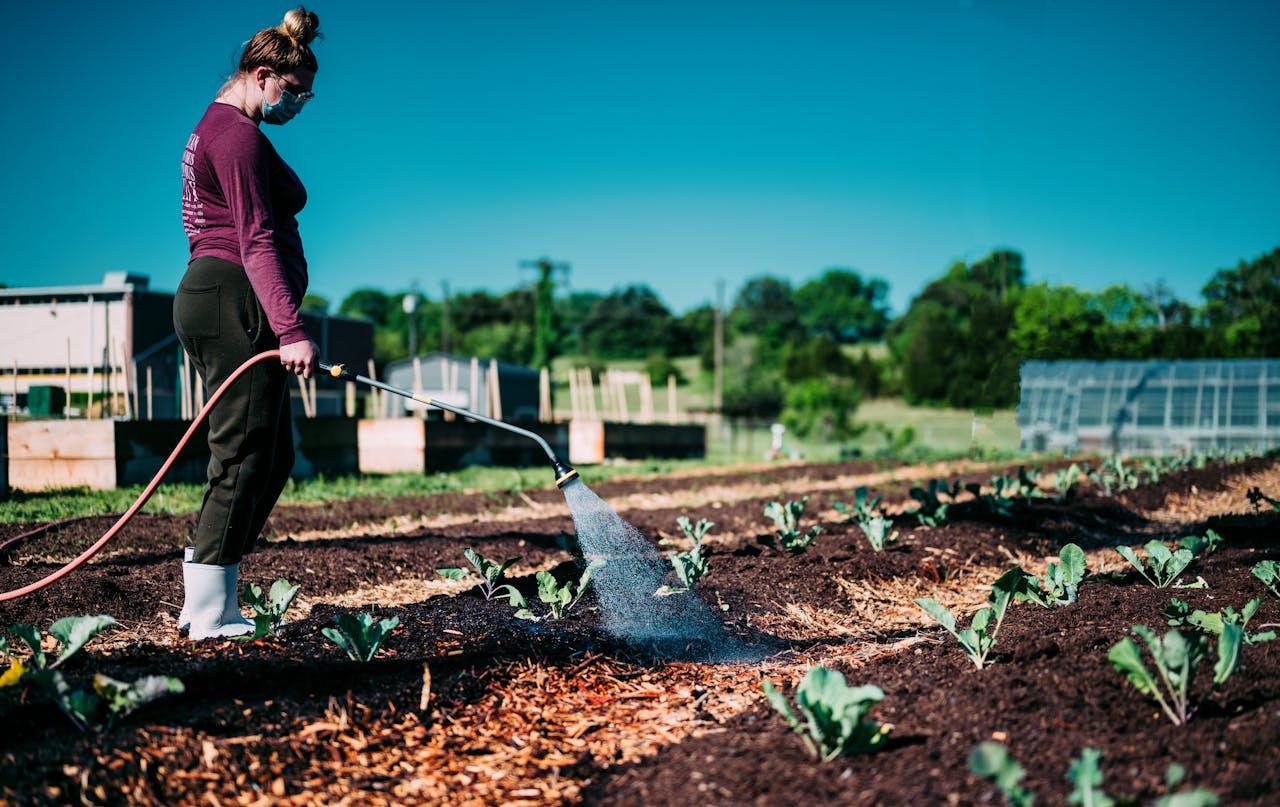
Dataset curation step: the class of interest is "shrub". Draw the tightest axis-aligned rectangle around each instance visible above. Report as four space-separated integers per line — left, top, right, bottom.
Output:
322 613 401 662
780 377 862 441
761 666 891 762
760 498 823 554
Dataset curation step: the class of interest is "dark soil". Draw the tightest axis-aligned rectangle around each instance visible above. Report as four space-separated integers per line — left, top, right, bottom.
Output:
2 456 1277 805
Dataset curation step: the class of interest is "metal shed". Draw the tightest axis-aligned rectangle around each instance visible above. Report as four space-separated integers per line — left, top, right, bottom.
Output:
1018 359 1280 455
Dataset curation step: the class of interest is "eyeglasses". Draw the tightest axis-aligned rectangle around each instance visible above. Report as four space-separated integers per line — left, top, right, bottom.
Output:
269 72 315 104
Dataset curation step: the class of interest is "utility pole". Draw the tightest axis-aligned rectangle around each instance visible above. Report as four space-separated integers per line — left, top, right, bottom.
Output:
441 280 451 354
518 257 570 370
402 286 420 359
713 278 725 421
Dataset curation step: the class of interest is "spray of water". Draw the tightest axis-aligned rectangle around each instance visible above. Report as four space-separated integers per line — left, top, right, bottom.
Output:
560 478 751 660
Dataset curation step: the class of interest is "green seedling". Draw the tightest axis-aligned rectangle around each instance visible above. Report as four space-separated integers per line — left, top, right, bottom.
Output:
973 744 1216 807
2 615 116 673
240 579 300 640
676 515 714 544
760 498 823 554
437 548 520 600
1252 560 1280 599
1115 541 1196 589
657 517 711 596
501 563 598 621
1067 747 1113 807
857 515 899 552
1166 598 1276 645
1178 529 1224 557
1157 764 1219 807
908 478 962 527
965 473 1031 518
834 486 881 523
761 665 891 762
1090 455 1140 496
1017 543 1087 608
322 613 401 661
44 670 183 732
916 568 1027 669
1246 486 1280 512
969 742 1034 807
1108 624 1242 725
1053 462 1087 501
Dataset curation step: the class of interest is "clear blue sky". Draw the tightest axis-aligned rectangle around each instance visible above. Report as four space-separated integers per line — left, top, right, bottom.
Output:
1 0 1276 314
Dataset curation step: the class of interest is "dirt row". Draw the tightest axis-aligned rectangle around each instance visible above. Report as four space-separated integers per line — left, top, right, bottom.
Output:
0 455 1277 805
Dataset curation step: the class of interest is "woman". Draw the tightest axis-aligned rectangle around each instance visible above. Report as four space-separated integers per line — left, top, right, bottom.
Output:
174 7 322 640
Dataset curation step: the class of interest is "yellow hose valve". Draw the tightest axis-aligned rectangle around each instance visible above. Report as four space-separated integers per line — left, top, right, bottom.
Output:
329 364 345 378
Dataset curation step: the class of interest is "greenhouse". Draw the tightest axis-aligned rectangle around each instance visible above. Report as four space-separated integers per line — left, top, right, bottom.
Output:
1018 359 1280 454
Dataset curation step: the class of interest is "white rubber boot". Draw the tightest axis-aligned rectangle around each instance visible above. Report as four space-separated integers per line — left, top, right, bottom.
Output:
178 546 195 631
183 561 255 640
219 563 256 632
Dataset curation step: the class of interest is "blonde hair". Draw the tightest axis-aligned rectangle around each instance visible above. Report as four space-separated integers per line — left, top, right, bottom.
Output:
237 6 322 76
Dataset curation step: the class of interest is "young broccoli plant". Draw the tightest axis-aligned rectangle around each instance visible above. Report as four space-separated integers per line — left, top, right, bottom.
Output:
656 516 712 596
1252 560 1280 599
1166 598 1276 645
1108 623 1243 725
965 474 1029 518
1090 455 1141 496
1017 543 1087 608
835 487 898 551
1115 541 1198 589
761 665 891 762
501 563 598 621
82 674 185 729
437 548 520 600
760 498 822 554
1178 529 1224 557
1247 486 1280 512
908 478 962 527
834 486 881 523
969 742 1034 807
973 744 1216 807
3 615 117 673
240 579 300 640
1052 462 1087 502
916 568 1027 669
322 613 401 662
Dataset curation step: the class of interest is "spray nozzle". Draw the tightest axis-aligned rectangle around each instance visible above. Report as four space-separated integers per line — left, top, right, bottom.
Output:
552 457 579 489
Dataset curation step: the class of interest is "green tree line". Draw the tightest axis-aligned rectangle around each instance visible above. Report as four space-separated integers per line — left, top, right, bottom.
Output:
311 245 1279 439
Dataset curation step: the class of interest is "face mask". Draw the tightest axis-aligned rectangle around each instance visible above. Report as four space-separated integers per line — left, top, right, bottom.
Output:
262 74 311 125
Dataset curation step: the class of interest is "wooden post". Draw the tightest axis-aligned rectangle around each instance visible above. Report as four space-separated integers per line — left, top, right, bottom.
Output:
586 369 598 420
180 351 191 420
599 370 612 421
366 359 380 418
146 366 153 421
667 373 678 424
194 368 205 415
539 366 551 422
412 357 425 420
616 373 630 423
488 359 502 420
345 379 355 417
115 340 132 420
295 374 311 419
129 360 140 422
568 368 579 421
443 359 456 422
65 339 72 419
640 374 654 423
309 376 317 418
12 360 18 416
469 356 480 413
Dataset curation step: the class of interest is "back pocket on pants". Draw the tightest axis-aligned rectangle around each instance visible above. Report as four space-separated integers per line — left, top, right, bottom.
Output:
175 284 221 339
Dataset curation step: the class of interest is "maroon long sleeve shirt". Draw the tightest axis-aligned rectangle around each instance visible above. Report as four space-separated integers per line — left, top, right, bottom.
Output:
182 101 310 346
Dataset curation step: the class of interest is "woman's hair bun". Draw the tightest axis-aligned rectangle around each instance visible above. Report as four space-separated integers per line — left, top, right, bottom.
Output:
279 6 321 46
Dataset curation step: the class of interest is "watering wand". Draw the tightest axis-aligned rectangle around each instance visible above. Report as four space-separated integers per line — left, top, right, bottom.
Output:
319 362 579 489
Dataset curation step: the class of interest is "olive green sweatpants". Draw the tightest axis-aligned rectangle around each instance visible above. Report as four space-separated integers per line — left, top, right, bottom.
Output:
173 256 295 566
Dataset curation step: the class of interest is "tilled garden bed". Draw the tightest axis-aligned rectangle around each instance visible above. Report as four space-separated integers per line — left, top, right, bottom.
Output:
2 456 1278 805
